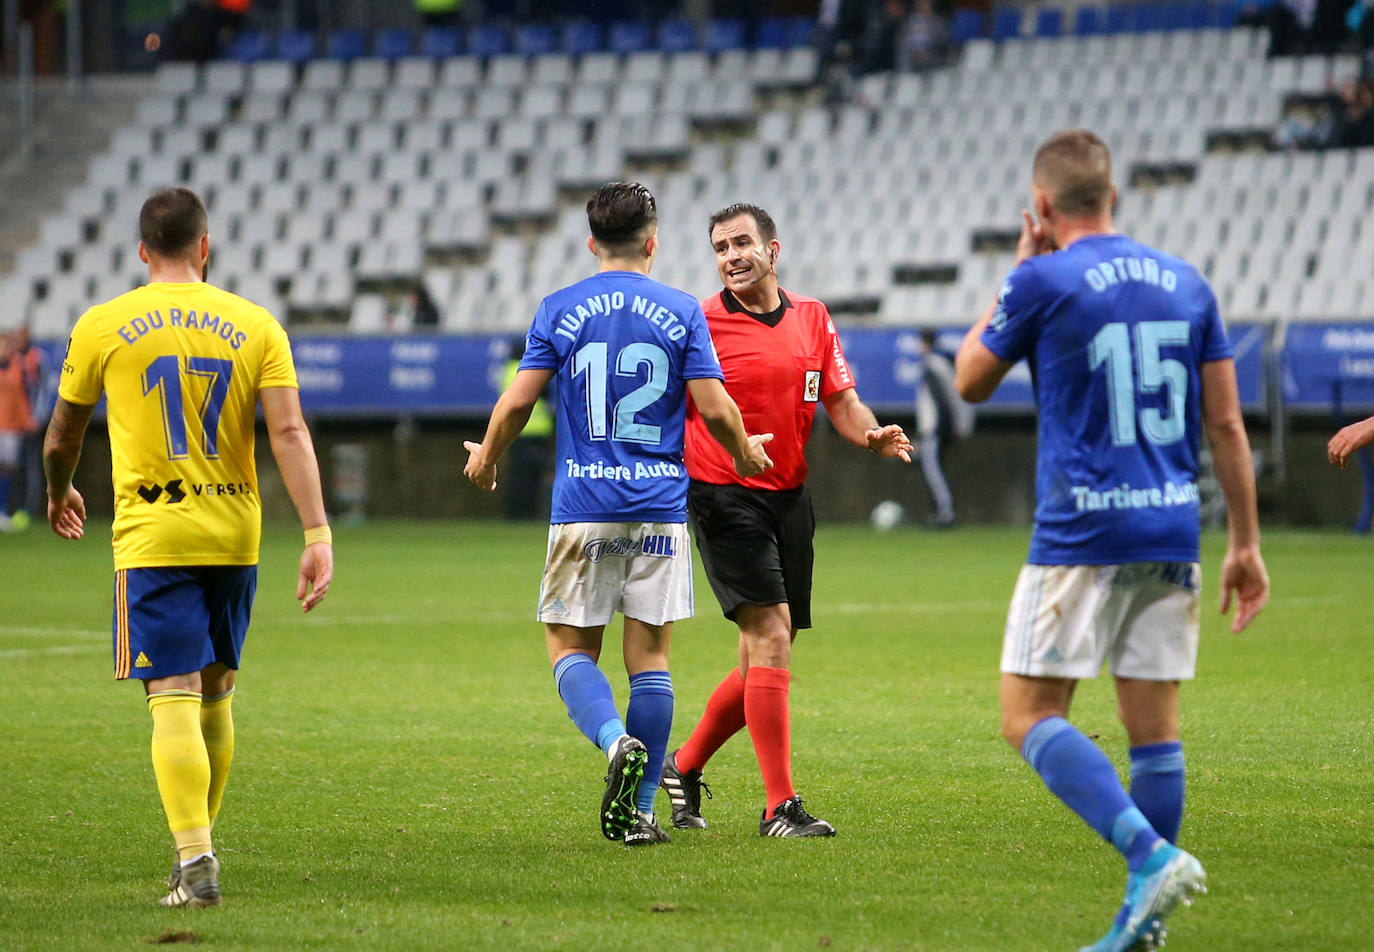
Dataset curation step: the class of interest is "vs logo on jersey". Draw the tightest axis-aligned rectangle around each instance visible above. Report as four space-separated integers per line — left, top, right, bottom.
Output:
804 370 821 402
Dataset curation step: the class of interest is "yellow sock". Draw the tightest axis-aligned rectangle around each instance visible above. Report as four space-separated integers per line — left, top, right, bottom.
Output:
147 691 213 863
200 688 235 828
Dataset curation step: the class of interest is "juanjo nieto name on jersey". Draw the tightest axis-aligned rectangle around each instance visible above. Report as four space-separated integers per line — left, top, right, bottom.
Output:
520 271 724 525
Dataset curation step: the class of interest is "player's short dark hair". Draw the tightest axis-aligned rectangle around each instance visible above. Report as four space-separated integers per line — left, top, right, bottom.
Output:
1032 130 1113 218
708 203 778 244
139 187 208 257
586 182 657 257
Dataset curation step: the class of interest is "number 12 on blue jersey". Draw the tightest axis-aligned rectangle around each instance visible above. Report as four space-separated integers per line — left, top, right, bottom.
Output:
571 341 669 446
1088 320 1189 447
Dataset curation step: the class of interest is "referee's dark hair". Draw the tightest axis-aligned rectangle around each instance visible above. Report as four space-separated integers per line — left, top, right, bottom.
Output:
139 187 209 257
708 203 778 244
586 182 657 258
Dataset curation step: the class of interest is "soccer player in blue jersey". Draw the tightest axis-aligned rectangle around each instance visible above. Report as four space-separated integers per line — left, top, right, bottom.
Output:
463 182 773 846
954 131 1270 951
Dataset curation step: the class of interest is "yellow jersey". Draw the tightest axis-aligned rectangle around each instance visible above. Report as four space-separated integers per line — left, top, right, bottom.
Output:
59 282 298 569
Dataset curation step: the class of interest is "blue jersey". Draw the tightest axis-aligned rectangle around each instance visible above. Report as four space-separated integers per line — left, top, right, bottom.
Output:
520 270 724 524
981 234 1234 564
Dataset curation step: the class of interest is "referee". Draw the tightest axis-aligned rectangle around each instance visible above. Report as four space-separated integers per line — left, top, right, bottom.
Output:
661 204 912 837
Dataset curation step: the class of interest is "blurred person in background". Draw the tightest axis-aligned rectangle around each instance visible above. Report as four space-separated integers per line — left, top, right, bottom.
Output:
500 335 553 521
913 328 972 528
0 327 39 531
896 0 948 72
14 325 54 524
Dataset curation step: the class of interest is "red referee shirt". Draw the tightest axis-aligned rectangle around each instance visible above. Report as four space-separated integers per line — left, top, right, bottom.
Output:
685 287 855 491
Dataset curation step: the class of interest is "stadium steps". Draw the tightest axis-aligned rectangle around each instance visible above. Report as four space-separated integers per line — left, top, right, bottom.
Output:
0 74 149 276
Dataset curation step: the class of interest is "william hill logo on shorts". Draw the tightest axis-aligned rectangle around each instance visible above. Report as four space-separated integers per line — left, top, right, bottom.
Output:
582 534 677 563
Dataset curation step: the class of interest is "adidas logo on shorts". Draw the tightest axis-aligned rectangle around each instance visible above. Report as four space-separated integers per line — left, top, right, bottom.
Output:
547 598 570 616
135 652 154 669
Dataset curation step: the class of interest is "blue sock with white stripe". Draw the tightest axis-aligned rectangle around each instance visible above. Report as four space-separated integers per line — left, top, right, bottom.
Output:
626 670 674 816
553 653 625 756
1022 716 1162 872
1130 741 1185 844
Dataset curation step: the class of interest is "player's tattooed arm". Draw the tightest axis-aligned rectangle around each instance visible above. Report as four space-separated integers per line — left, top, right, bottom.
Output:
43 397 95 539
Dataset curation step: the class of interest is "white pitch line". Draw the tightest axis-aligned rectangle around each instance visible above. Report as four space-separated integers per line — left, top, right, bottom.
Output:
0 625 107 639
826 600 1006 615
0 644 104 659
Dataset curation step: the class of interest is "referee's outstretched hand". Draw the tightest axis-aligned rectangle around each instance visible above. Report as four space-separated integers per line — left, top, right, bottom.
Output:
736 433 774 478
866 425 914 463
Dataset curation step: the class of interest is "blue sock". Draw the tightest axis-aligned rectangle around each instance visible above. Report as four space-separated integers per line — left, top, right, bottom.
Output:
1130 741 1185 844
553 653 624 755
1022 716 1162 872
626 670 674 816
0 474 10 515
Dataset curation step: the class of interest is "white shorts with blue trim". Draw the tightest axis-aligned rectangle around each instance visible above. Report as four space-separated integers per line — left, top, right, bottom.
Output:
538 522 694 628
1000 562 1201 681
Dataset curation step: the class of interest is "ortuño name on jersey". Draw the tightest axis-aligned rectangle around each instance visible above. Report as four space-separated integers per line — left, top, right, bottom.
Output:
1082 256 1179 293
116 308 249 350
553 292 689 343
565 458 682 480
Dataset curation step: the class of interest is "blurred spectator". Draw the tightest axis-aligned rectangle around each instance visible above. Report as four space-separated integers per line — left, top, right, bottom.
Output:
0 328 39 532
913 329 972 529
896 0 948 72
858 0 908 74
1336 78 1374 146
1352 0 1374 77
12 326 53 522
1274 76 1374 148
500 337 553 521
1251 0 1352 55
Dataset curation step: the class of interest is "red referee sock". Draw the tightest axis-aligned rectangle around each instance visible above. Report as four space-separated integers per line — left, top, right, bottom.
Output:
676 668 746 773
744 665 795 811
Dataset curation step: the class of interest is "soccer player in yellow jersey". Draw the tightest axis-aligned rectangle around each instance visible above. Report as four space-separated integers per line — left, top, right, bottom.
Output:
43 187 334 907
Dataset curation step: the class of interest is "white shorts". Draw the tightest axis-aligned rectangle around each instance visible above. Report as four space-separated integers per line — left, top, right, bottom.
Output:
0 431 20 468
1000 562 1201 681
537 521 694 628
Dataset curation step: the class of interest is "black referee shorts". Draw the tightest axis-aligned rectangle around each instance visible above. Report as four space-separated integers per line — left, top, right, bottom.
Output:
688 480 815 630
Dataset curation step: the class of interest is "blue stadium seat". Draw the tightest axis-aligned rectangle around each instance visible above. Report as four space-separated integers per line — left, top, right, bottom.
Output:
703 18 746 52
1034 8 1063 36
784 16 815 48
420 27 461 58
1132 2 1167 30
560 20 602 55
1181 1 1210 28
658 19 696 52
950 9 986 43
1210 0 1241 27
468 24 510 57
757 15 814 48
276 29 315 64
993 8 1023 40
373 28 412 60
1104 5 1131 33
326 29 366 61
228 30 269 63
608 21 650 53
515 23 555 55
1073 7 1101 34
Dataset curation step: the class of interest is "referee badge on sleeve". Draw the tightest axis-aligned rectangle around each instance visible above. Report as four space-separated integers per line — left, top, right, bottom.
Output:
804 370 820 402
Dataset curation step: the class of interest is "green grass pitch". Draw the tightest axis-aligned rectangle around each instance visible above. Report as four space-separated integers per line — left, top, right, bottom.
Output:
1 521 1371 950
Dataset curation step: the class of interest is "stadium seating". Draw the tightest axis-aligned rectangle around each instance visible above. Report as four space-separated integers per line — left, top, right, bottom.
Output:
8 14 1374 339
